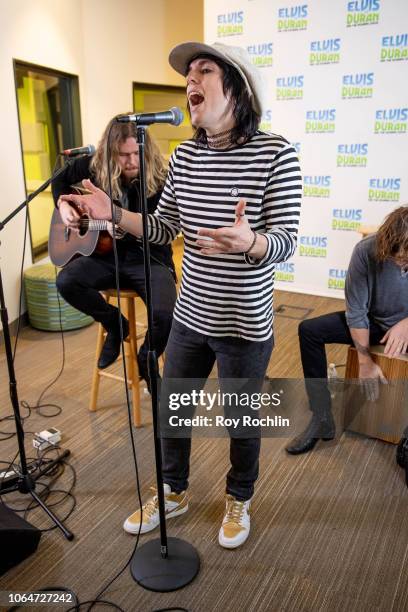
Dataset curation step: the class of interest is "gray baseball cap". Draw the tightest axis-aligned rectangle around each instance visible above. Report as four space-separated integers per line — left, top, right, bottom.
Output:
169 41 266 116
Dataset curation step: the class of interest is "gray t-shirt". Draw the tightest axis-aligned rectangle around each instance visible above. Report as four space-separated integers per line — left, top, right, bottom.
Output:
345 233 408 330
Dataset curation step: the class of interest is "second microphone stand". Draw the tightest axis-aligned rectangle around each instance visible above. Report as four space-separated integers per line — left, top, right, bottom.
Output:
129 126 200 591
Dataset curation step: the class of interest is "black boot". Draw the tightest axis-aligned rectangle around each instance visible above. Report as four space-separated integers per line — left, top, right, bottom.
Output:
396 427 408 490
137 354 162 395
285 412 335 455
98 317 129 369
396 437 408 468
137 355 151 394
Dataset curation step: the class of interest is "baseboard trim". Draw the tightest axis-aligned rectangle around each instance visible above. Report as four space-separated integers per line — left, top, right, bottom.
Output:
0 312 29 346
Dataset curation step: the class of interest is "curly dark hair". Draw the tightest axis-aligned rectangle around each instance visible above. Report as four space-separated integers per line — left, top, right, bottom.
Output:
376 205 408 264
187 53 260 146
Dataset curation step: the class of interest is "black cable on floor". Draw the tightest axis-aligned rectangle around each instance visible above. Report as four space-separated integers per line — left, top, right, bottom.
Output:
153 608 189 612
0 444 77 531
66 599 125 612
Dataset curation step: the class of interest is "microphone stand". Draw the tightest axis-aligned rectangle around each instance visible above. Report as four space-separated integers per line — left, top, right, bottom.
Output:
0 161 74 540
129 126 200 591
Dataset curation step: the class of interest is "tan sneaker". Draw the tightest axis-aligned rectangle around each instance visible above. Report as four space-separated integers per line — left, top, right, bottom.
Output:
123 483 188 534
218 494 251 549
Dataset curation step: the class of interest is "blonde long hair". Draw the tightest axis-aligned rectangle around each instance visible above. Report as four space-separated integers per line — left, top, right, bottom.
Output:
90 118 167 199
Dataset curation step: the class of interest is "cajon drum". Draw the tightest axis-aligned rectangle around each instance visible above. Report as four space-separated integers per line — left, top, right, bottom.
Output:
344 345 408 444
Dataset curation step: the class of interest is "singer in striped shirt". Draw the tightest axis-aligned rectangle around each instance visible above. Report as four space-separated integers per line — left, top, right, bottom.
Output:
149 131 300 341
61 41 302 549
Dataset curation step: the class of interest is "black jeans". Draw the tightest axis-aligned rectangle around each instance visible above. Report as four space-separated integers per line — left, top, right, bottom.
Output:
299 311 385 416
161 320 274 501
56 250 177 374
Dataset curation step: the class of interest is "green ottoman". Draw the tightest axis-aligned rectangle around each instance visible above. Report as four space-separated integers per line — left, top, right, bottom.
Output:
24 263 94 331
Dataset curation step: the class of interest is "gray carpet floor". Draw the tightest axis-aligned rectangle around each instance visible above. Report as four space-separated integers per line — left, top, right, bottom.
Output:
0 290 407 612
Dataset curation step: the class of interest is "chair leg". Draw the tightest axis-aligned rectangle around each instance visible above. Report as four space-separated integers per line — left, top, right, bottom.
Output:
88 293 143 426
89 323 105 412
127 298 141 427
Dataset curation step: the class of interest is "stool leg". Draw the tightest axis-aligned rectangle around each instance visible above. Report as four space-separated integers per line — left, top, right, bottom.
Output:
89 322 105 411
127 298 141 427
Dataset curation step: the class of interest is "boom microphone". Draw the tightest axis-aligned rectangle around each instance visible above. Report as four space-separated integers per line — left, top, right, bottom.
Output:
61 145 96 157
117 107 184 126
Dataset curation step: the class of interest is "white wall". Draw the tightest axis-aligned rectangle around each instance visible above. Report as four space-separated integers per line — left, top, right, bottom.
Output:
81 0 199 145
0 0 202 327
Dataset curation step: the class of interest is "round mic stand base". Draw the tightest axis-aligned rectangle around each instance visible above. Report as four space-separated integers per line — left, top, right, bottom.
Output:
130 537 200 592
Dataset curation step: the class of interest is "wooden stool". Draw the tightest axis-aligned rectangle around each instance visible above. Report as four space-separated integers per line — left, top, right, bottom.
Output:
344 345 408 443
89 289 147 427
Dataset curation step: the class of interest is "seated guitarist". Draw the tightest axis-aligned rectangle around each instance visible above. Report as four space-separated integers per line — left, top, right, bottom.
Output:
52 119 177 389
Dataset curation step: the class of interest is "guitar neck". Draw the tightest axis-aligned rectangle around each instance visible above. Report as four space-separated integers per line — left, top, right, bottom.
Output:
80 217 126 239
82 219 110 231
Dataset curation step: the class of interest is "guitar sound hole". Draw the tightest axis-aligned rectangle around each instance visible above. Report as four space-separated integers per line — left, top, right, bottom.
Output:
78 216 89 236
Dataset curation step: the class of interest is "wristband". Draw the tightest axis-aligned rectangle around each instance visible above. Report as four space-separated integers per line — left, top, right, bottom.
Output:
112 204 123 225
244 230 257 255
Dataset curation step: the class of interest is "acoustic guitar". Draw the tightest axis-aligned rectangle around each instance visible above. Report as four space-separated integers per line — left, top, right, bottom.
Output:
48 206 125 267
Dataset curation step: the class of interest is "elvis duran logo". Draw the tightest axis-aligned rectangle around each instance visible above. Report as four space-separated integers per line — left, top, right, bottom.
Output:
346 0 380 27
275 262 295 282
303 176 331 198
337 143 368 167
299 236 328 258
306 109 336 133
381 34 408 62
278 4 308 32
247 43 273 68
328 268 347 290
332 208 362 231
368 178 400 202
276 75 304 100
342 73 373 99
260 109 272 132
310 39 340 65
217 11 244 37
374 108 408 134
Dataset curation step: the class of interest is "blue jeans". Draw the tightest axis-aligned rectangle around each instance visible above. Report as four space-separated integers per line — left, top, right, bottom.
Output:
161 320 274 501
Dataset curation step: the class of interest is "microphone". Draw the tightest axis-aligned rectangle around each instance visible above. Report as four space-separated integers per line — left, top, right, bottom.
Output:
117 107 184 126
61 145 96 157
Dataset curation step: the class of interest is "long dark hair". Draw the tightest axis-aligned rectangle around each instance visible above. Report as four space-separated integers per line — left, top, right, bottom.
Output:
188 53 260 146
376 205 408 264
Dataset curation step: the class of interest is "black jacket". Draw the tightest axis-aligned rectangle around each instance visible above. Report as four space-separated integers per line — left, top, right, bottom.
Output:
51 155 175 276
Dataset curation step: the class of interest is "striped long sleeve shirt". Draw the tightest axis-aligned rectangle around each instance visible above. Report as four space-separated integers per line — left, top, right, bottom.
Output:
147 131 302 341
